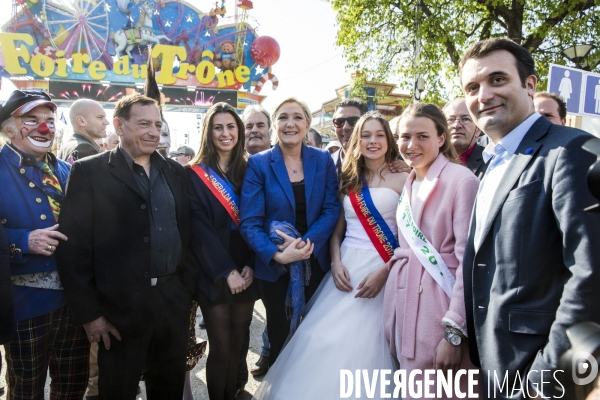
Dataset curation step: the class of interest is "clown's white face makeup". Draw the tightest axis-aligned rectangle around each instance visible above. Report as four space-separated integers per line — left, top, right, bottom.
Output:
7 106 56 161
157 118 171 157
26 120 53 148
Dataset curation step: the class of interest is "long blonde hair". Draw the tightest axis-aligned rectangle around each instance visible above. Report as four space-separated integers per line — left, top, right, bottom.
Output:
339 112 399 195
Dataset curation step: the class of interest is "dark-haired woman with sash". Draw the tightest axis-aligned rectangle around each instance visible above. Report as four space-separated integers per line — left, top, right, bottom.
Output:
188 102 258 400
383 103 479 399
254 112 407 400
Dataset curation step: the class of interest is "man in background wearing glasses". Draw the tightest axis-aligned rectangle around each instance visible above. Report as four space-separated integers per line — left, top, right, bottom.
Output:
443 98 489 179
331 98 369 176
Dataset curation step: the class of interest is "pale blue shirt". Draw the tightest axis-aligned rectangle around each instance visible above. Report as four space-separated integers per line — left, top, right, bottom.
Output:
473 112 541 250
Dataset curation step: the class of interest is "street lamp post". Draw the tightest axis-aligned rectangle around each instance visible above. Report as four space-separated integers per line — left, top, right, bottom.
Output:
413 0 424 101
562 44 596 70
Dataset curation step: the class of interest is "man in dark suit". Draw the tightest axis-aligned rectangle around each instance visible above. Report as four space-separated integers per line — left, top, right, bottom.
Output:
443 97 488 179
460 38 600 398
57 93 194 400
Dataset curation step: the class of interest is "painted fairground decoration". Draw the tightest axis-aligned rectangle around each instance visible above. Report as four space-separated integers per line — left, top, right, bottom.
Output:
0 0 281 109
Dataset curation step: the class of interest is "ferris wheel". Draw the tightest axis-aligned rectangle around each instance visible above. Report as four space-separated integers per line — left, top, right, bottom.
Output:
42 0 112 66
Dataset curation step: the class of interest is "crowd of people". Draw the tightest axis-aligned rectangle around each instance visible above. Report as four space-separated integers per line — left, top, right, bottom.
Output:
0 37 599 400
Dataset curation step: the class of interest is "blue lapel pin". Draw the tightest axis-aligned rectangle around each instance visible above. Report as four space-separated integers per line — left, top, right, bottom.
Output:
526 148 533 154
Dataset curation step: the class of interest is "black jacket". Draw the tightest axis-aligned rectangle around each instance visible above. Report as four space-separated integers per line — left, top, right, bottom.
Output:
187 167 253 301
465 143 489 180
58 132 101 162
56 149 195 335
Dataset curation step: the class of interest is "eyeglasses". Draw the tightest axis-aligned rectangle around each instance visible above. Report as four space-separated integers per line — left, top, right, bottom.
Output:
446 117 473 125
332 116 360 129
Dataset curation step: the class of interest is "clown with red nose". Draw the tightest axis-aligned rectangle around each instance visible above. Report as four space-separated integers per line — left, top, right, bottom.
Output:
0 90 58 156
0 90 90 399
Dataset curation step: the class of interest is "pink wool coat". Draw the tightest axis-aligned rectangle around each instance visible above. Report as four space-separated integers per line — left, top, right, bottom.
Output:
383 154 480 399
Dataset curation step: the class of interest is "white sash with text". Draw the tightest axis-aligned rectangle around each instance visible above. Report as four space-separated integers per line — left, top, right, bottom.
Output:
397 188 455 298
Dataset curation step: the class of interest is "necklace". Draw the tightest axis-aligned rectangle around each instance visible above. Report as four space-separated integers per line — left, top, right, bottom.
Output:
216 162 228 176
285 161 301 174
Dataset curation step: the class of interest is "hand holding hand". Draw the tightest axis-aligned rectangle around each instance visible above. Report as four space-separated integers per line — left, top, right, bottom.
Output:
388 159 411 174
331 260 352 292
227 269 247 294
273 238 314 264
275 230 307 251
355 264 389 298
240 266 254 286
433 336 463 373
83 316 122 350
28 224 68 256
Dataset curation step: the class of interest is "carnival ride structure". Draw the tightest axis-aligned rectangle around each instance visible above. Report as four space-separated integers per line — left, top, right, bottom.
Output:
1 0 281 109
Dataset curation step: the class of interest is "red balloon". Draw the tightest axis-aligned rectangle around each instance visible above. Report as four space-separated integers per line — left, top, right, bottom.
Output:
250 36 281 67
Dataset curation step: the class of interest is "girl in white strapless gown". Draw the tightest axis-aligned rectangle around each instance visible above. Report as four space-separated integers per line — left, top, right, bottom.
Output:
253 113 408 400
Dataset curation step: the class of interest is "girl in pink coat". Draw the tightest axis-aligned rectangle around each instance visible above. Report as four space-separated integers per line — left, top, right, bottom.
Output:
383 103 480 399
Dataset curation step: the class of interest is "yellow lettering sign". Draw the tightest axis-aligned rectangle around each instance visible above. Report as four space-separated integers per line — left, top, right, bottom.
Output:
71 53 91 74
113 56 131 75
0 33 34 74
30 54 55 77
217 70 235 88
54 50 68 78
89 60 107 80
235 65 250 83
152 44 187 85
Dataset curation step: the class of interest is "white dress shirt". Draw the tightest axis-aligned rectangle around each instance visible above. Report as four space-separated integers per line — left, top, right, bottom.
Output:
473 112 541 250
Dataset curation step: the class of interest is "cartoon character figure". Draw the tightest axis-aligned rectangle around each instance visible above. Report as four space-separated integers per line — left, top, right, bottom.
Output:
209 0 227 17
214 40 237 71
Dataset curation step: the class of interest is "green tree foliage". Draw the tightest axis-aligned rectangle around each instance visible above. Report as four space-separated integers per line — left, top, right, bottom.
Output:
333 0 600 102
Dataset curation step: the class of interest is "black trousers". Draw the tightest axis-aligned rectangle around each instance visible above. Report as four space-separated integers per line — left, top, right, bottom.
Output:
259 259 326 367
98 278 191 400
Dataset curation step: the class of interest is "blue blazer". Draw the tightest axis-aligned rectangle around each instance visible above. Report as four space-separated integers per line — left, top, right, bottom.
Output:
240 144 341 282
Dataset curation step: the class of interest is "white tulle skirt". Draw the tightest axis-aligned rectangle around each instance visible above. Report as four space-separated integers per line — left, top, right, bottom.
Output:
253 244 396 400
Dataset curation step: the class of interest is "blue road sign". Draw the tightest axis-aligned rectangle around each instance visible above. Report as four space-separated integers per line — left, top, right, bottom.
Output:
548 65 583 114
583 73 600 116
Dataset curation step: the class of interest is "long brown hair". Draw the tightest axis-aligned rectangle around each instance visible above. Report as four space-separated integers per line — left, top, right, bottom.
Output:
398 103 458 163
339 112 399 195
189 102 247 190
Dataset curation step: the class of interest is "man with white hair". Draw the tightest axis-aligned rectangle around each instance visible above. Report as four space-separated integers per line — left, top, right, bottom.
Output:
105 132 120 151
59 99 109 163
243 104 272 155
0 89 89 399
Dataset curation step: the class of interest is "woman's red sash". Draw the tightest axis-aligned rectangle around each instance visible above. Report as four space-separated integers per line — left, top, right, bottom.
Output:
191 165 240 227
348 186 398 263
